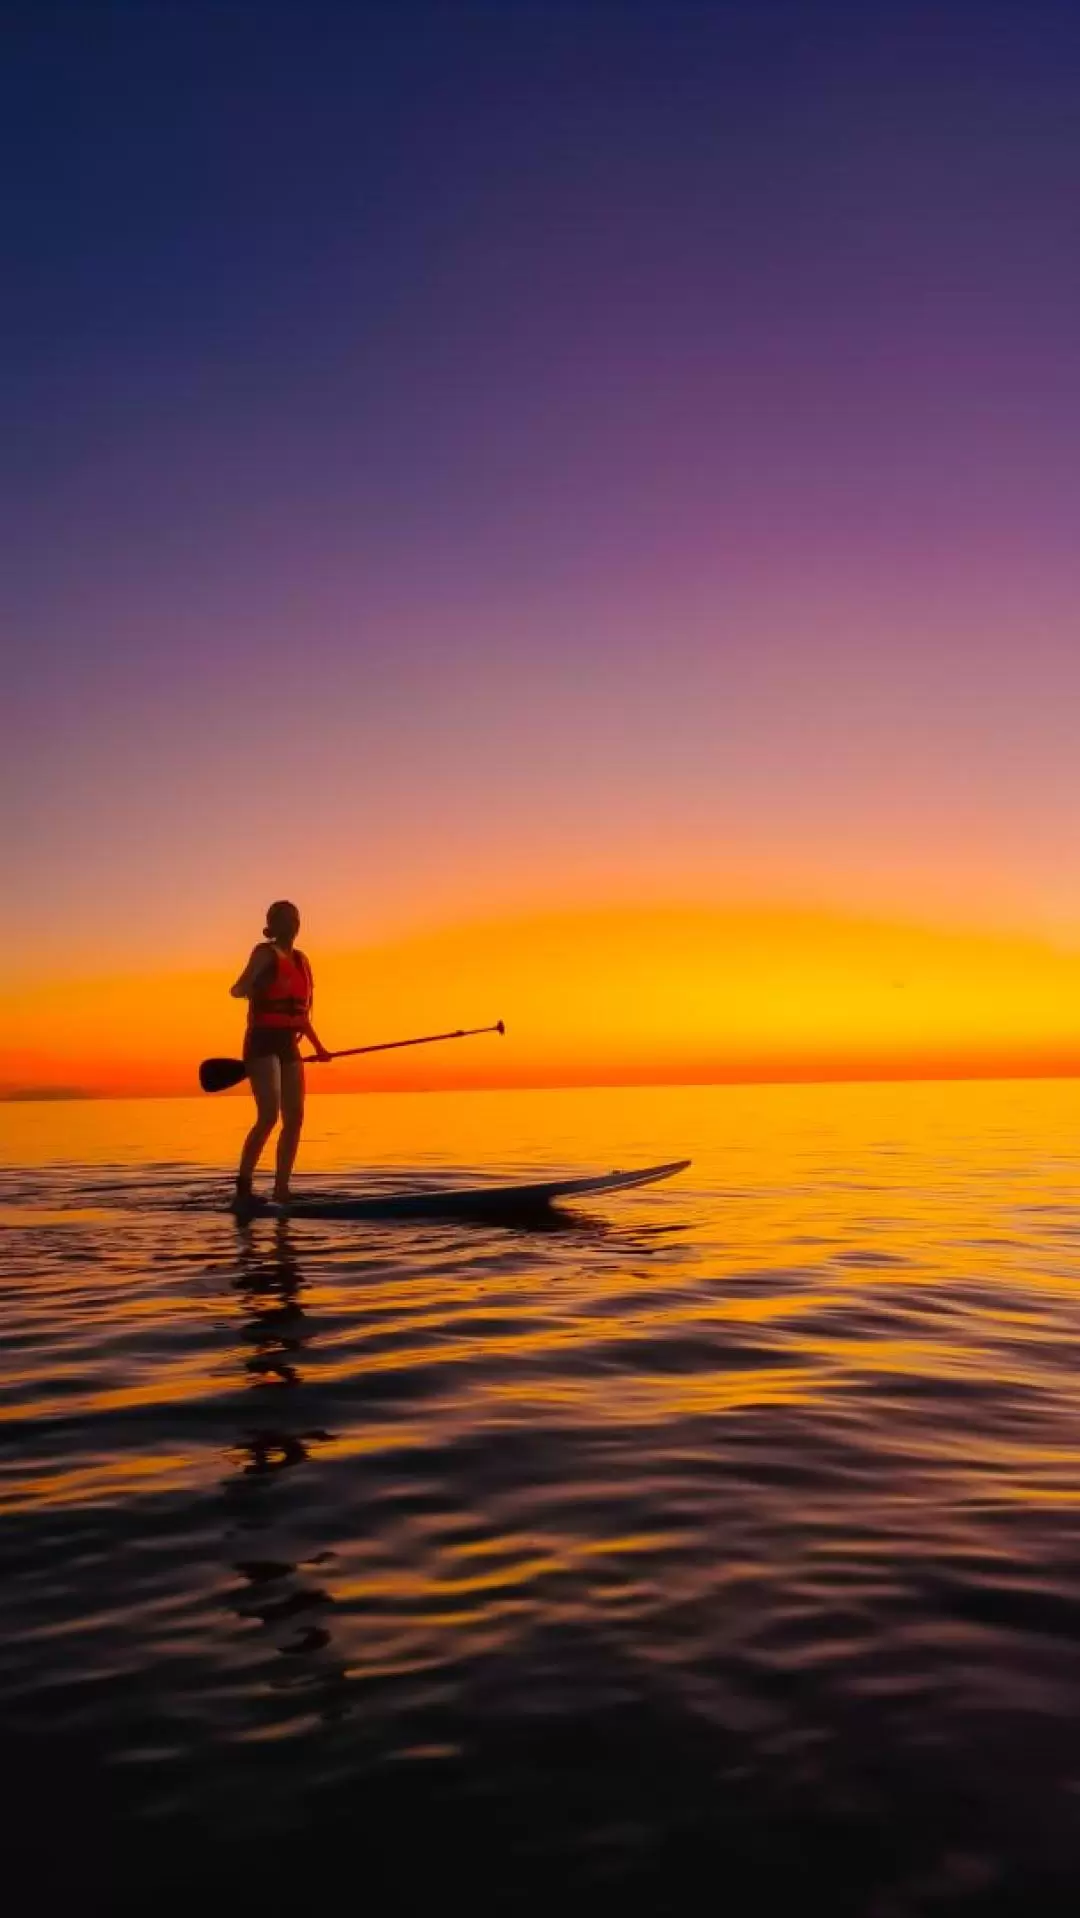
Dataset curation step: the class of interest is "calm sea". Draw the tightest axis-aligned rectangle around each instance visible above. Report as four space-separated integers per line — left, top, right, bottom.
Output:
3 1080 1079 1914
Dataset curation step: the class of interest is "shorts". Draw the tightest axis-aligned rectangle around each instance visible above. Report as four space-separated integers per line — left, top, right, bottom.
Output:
243 1028 303 1065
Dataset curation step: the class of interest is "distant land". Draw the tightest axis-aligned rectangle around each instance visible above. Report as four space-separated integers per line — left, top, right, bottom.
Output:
4 1065 1080 1102
1 1086 94 1103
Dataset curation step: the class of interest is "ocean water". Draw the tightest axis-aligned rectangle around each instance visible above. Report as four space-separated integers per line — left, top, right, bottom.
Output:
2 1079 1080 1915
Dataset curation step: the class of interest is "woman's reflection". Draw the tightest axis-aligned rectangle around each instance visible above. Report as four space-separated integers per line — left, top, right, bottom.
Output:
222 1222 346 1702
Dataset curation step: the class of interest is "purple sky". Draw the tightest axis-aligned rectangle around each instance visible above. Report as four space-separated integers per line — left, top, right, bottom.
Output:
5 1 1080 978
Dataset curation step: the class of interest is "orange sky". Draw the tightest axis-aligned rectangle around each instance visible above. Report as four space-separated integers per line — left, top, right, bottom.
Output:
8 905 1080 1100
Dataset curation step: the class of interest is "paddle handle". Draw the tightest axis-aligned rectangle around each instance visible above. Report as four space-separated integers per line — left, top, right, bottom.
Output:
300 1020 505 1064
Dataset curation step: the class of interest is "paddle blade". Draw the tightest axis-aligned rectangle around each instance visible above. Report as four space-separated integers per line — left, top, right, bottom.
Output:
199 1057 248 1093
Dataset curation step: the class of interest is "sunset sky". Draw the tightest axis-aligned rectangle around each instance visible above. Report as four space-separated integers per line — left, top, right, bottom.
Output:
7 0 1080 1097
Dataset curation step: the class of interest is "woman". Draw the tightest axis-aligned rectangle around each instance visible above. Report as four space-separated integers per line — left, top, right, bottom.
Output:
230 900 331 1212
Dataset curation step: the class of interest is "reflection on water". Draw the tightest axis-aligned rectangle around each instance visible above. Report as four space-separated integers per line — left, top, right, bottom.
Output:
2 1080 1080 1910
225 1225 346 1701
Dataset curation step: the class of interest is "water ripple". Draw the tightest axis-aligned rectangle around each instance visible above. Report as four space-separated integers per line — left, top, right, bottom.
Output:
2 1082 1080 1909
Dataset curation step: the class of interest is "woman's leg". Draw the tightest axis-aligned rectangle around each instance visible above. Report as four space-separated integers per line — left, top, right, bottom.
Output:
274 1059 306 1202
237 1055 281 1185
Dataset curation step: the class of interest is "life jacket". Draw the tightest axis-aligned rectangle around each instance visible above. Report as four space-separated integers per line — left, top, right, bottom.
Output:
249 947 313 1029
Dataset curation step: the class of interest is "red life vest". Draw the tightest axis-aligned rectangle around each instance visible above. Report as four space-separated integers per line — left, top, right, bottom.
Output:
249 947 313 1030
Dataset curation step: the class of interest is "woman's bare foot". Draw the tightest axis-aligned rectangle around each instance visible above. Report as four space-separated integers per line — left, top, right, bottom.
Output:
231 1176 256 1222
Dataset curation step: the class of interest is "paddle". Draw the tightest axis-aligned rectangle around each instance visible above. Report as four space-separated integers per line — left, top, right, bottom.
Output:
199 1021 505 1094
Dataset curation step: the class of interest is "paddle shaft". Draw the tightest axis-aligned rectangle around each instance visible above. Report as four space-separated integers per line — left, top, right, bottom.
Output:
198 1020 505 1092
300 1021 504 1064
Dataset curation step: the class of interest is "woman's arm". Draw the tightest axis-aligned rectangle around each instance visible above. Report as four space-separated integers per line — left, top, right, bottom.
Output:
300 1011 332 1061
230 944 275 999
297 954 332 1059
297 1005 331 1066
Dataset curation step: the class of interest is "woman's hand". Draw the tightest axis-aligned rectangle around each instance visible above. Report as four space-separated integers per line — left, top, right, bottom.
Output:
302 1016 332 1063
230 943 274 999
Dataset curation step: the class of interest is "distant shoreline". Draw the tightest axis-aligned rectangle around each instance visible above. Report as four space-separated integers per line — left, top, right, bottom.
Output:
5 1069 1080 1104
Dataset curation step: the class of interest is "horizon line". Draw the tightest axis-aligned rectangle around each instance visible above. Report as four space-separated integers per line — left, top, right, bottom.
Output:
5 1064 1080 1104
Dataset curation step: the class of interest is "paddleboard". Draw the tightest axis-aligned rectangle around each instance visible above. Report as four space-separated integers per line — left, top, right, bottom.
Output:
245 1158 691 1221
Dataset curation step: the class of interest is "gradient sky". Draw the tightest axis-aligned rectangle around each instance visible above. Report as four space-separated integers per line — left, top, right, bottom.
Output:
6 1 1080 1095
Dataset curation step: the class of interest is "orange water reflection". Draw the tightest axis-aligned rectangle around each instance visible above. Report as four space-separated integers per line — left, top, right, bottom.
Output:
5 1078 1080 1898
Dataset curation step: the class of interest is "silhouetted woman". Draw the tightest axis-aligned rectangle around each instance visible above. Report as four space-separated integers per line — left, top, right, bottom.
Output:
230 900 331 1211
